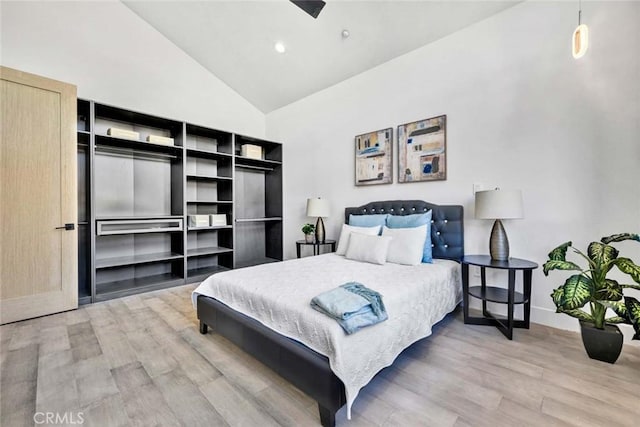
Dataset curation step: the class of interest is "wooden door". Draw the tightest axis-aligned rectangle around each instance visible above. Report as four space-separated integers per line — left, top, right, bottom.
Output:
0 67 78 324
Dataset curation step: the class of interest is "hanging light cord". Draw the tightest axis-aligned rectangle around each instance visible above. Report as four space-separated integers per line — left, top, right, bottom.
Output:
578 0 582 25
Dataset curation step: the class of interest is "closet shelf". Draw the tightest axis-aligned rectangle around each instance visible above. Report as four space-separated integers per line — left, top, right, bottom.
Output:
187 265 230 283
95 103 183 132
95 134 183 156
96 215 183 221
186 174 232 182
235 156 281 169
186 123 233 143
235 257 281 269
187 246 233 257
95 273 184 302
186 148 233 161
187 225 233 231
95 251 183 269
236 217 282 223
186 200 233 205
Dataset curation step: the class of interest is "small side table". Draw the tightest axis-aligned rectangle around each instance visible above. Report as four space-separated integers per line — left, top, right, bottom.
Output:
462 255 538 340
296 240 336 258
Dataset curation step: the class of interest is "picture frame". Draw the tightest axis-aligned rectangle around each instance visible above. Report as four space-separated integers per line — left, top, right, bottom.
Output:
397 115 447 183
354 127 393 186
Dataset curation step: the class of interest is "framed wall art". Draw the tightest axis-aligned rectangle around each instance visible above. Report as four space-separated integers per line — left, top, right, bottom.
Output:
398 115 446 183
355 127 393 186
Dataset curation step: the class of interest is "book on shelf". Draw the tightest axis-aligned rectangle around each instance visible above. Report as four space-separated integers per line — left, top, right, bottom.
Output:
107 127 140 141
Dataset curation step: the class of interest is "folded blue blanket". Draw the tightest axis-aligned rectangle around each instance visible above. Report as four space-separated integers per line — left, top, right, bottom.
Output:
310 282 388 334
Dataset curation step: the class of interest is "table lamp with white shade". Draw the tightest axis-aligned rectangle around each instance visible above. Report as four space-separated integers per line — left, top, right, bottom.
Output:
306 197 330 244
475 189 524 261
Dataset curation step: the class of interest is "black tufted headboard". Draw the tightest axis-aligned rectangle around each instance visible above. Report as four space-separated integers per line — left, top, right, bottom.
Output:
344 200 464 262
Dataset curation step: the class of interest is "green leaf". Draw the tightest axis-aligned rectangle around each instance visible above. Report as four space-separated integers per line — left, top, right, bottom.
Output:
561 275 594 310
624 297 640 340
548 241 572 261
587 242 619 269
595 279 623 301
601 233 640 244
550 287 564 309
604 316 628 324
543 260 582 276
563 309 594 322
620 283 640 291
614 258 640 284
600 300 627 317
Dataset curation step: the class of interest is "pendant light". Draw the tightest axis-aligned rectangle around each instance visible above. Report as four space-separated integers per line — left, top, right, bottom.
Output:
572 0 589 59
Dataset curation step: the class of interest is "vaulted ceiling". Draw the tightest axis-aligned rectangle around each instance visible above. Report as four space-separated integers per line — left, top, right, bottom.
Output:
124 1 519 113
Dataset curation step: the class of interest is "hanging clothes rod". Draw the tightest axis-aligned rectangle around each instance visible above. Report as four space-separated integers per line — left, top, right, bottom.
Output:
235 163 274 172
94 144 177 160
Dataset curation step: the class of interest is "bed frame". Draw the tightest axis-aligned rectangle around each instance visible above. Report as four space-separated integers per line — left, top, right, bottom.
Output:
197 200 464 426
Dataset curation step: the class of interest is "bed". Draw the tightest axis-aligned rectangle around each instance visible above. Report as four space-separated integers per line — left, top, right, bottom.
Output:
194 200 464 426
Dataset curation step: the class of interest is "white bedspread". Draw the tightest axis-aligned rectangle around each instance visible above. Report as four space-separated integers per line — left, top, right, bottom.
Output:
192 254 461 417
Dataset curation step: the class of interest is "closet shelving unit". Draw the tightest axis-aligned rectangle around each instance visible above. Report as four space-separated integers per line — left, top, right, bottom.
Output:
91 104 185 302
184 124 235 283
234 135 283 269
76 100 281 303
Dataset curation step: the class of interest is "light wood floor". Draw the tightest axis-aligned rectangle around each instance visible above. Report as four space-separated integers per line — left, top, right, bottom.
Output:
2 284 639 427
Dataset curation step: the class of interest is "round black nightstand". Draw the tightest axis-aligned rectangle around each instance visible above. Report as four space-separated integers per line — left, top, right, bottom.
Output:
461 255 538 340
296 240 336 258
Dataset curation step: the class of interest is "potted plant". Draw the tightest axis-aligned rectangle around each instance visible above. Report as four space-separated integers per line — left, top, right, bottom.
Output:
544 233 640 363
302 223 315 244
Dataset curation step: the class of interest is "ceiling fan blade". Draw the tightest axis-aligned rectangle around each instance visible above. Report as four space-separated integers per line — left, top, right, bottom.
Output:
290 0 326 19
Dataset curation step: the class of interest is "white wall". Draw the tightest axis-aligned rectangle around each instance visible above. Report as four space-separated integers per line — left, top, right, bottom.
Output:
267 1 640 340
0 0 265 137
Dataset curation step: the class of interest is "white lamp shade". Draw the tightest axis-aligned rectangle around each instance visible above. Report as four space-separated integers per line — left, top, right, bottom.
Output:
306 198 330 217
475 189 524 220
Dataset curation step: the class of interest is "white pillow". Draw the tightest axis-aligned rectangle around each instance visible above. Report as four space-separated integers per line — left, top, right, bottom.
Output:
382 225 428 265
344 233 392 265
336 224 381 255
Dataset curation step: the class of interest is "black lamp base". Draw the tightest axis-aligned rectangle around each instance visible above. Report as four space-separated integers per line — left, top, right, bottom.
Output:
315 217 325 244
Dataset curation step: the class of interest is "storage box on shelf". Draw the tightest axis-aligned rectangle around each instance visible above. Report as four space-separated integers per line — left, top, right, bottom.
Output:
240 143 263 159
147 135 174 145
187 215 210 228
107 127 139 141
210 214 228 226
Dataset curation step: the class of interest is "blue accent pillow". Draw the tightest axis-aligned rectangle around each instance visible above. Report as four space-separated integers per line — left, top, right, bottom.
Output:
386 211 433 263
349 214 389 230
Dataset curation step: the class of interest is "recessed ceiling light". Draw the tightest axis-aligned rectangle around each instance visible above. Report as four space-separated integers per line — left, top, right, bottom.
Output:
274 42 286 53
342 29 350 39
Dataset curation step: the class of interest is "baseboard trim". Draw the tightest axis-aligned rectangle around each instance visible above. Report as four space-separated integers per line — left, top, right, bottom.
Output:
531 306 639 345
